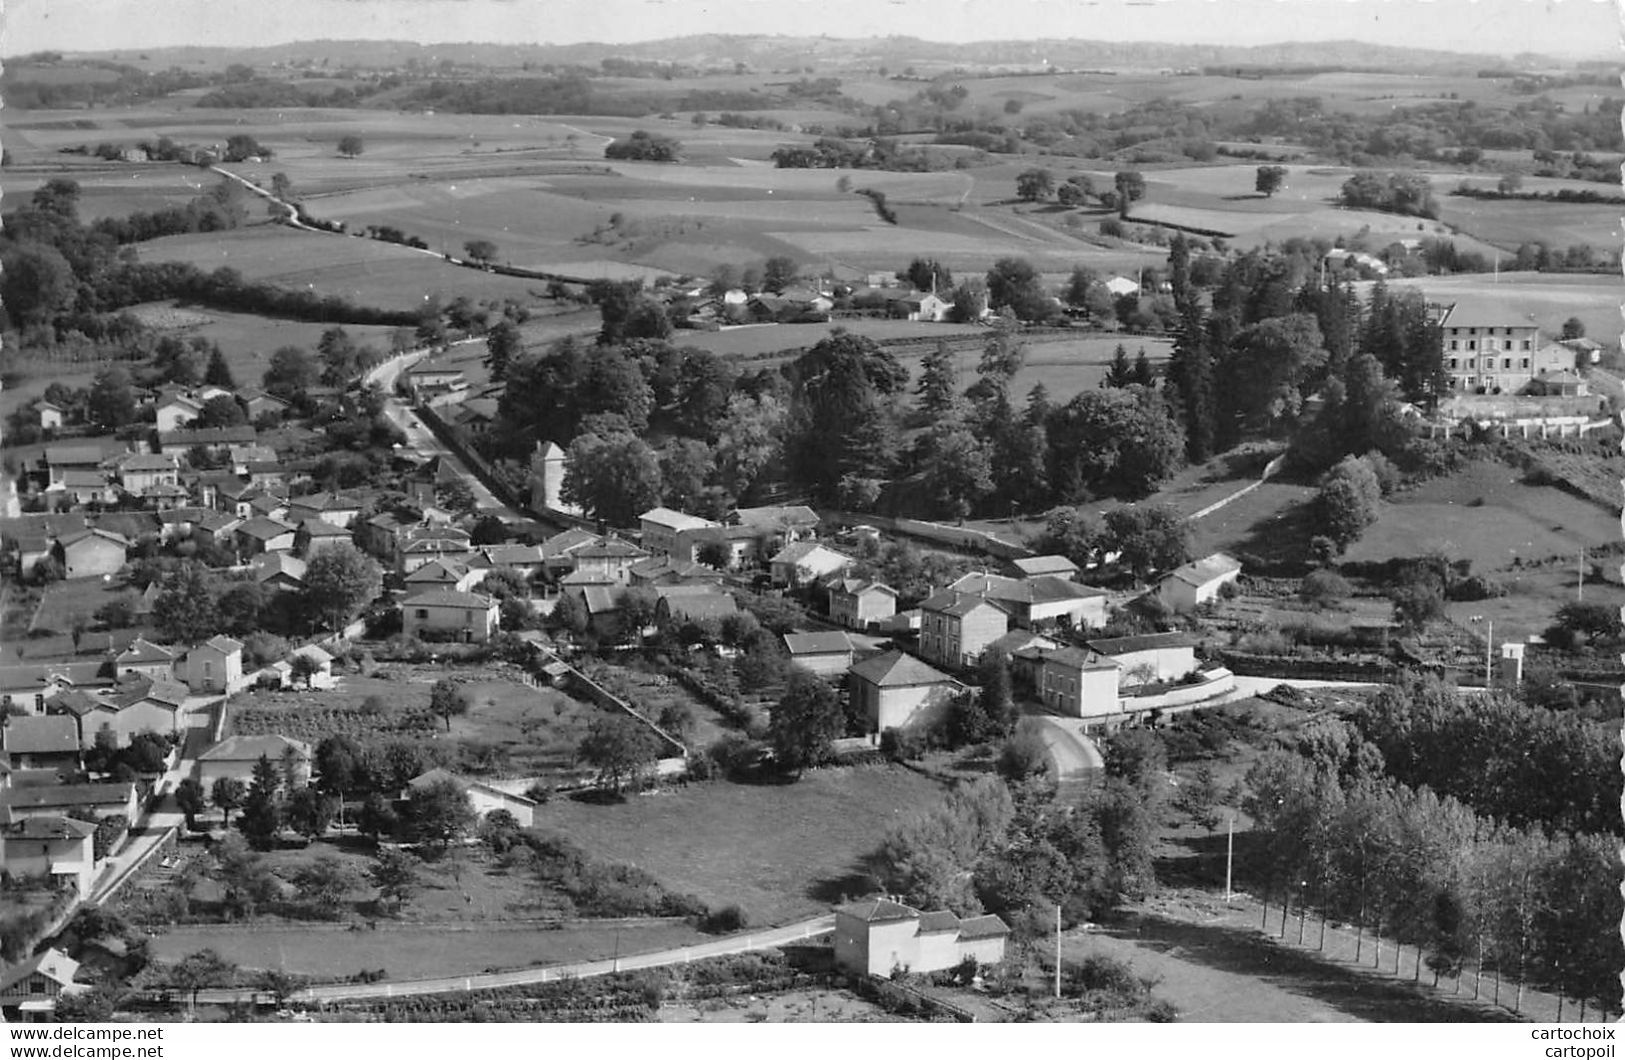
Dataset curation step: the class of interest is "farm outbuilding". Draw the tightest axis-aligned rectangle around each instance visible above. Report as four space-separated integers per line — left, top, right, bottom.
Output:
833 897 1009 977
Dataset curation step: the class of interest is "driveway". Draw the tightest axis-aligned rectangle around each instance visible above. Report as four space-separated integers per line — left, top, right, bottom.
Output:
1028 714 1103 800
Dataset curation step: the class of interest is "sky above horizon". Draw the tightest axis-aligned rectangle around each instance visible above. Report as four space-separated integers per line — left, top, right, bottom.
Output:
3 0 1618 59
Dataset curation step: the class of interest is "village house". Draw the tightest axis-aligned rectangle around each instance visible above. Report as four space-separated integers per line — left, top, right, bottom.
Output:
157 507 240 547
53 529 128 580
182 635 245 694
405 768 540 828
783 631 857 678
994 629 1061 687
37 401 65 431
252 551 307 594
627 556 727 589
728 505 820 547
50 677 188 749
948 572 1107 630
770 540 853 588
296 517 355 557
235 516 297 557
1157 553 1243 612
0 782 139 824
405 558 485 593
889 291 955 322
286 644 336 690
114 639 180 682
827 579 899 631
639 507 722 558
402 589 500 643
539 526 601 577
0 513 89 575
54 470 118 507
236 388 289 422
286 491 363 530
0 661 116 716
2 715 83 772
918 591 1010 669
1087 631 1201 689
398 525 474 573
653 586 739 625
0 948 85 1020
43 444 112 489
833 898 1009 978
158 425 257 457
1035 646 1121 721
475 543 547 580
194 735 311 790
155 393 204 433
528 440 581 515
569 538 651 584
848 651 962 735
0 818 97 899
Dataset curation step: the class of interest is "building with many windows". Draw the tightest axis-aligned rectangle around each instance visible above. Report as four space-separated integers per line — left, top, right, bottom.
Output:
1439 304 1572 394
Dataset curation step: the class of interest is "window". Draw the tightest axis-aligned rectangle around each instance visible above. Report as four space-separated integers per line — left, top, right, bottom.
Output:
415 609 428 619
1523 340 1531 350
1450 340 1459 350
1503 358 1512 369
1449 358 1459 369
1467 340 1476 350
1521 358 1529 369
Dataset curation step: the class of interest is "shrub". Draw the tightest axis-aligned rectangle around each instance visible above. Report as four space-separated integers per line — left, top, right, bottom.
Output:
699 904 749 934
1447 574 1505 601
880 727 929 762
1299 569 1353 605
997 721 1051 781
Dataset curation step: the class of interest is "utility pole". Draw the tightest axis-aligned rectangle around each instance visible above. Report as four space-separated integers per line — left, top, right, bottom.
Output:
1484 618 1493 687
1054 904 1062 1000
1225 813 1234 901
1577 547 1584 601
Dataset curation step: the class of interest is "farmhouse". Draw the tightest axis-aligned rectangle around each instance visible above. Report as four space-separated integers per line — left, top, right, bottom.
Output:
833 898 1008 977
890 291 954 322
769 541 853 588
0 817 97 899
948 572 1107 630
919 591 1009 669
0 949 84 1020
114 453 180 494
55 677 188 749
655 588 739 624
402 589 500 643
398 525 474 573
296 517 355 557
286 644 336 690
286 492 363 530
236 388 289 421
182 635 245 693
405 768 539 828
1087 631 1200 688
1158 552 1243 611
405 558 484 593
728 505 820 543
827 579 899 630
236 517 297 556
627 556 726 589
0 661 117 716
847 651 961 735
37 401 65 431
783 631 856 677
54 471 117 507
475 543 546 579
569 538 650 584
155 394 204 433
194 735 312 790
252 551 308 593
43 444 113 489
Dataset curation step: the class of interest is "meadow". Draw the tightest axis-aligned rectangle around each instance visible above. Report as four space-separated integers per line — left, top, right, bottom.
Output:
1373 273 1619 341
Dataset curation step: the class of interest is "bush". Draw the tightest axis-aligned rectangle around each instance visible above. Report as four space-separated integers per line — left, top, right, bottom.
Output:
880 727 929 762
997 722 1051 782
1299 569 1353 605
699 903 749 934
1447 574 1506 601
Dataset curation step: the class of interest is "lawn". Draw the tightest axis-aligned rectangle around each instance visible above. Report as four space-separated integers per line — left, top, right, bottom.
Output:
27 577 145 639
1371 273 1620 344
541 764 951 925
1437 196 1622 251
444 678 602 775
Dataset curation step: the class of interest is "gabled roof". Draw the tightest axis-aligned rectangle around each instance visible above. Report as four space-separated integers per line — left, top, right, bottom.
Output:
120 453 180 473
0 513 89 552
783 631 854 656
659 593 738 621
582 586 623 615
848 651 953 689
5 815 96 841
288 491 362 513
917 910 961 934
541 528 600 559
1166 552 1242 588
949 572 1104 605
0 661 116 693
920 590 1009 619
989 629 1058 657
110 677 188 710
45 689 113 718
44 444 108 467
252 552 307 583
159 426 257 447
836 897 919 924
402 589 496 610
561 568 618 587
1036 646 1119 672
60 528 129 552
406 558 472 583
59 470 112 489
1086 631 1200 656
289 643 334 665
957 914 1012 940
0 948 80 994
406 767 539 806
237 516 295 541
639 507 719 533
628 556 724 581
480 544 545 566
3 715 81 755
196 734 310 763
1 782 133 811
573 539 650 561
829 578 897 599
197 634 244 655
117 638 178 666
771 540 852 567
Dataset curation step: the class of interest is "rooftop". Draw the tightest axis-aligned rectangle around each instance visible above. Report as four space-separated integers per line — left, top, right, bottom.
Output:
783 631 854 656
1087 631 1201 656
196 735 310 763
3 715 81 755
639 507 720 533
848 651 953 688
402 589 496 609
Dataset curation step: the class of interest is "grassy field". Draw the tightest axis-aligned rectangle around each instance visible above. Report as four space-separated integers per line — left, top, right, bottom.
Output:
1371 273 1619 342
542 764 950 925
136 227 551 311
27 577 143 638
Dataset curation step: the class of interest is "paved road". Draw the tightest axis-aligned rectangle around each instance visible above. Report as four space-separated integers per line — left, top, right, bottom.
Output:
1029 714 1103 801
183 914 836 1005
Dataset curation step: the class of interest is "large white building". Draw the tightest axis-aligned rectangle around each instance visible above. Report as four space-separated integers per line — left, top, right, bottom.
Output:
1438 304 1572 395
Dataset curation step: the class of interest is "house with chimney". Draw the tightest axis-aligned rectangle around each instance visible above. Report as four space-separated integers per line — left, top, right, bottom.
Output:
918 591 1009 670
847 651 962 735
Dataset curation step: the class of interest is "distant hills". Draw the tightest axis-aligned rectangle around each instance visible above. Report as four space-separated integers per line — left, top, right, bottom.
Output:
35 35 1583 74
